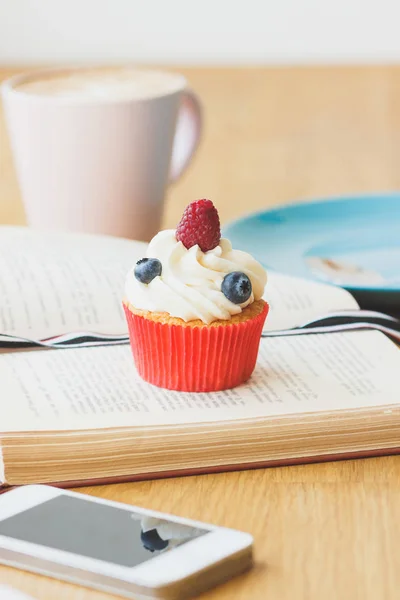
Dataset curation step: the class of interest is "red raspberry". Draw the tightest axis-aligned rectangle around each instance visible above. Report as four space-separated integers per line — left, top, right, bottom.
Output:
176 199 221 252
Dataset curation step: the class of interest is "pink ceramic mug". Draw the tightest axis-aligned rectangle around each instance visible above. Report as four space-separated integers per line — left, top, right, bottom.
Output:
2 66 202 241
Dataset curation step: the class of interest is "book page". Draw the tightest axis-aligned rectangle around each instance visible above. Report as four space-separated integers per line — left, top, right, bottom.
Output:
0 227 359 340
0 330 398 433
0 227 146 339
264 271 359 330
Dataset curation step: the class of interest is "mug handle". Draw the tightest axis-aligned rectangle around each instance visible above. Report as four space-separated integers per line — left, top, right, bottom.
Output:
169 89 202 182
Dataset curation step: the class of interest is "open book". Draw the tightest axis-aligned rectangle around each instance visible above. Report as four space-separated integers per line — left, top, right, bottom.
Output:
0 226 399 489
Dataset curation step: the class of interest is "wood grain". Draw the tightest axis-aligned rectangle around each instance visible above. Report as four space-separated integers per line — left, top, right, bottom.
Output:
1 66 400 600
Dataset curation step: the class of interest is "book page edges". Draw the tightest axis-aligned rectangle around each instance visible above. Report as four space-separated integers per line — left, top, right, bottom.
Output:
1 445 399 494
0 443 5 487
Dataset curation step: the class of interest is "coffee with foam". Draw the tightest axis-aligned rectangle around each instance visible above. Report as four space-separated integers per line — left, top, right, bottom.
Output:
15 68 183 101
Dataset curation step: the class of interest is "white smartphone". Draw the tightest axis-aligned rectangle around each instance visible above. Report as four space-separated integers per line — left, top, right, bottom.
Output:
0 587 38 600
0 485 253 600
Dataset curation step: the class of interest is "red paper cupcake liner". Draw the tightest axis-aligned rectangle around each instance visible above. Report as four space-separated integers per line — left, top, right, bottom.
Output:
123 302 269 392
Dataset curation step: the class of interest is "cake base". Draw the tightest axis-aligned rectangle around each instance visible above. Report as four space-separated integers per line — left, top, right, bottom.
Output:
123 300 269 392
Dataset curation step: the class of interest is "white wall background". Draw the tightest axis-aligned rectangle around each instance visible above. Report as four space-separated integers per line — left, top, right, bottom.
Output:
1 0 400 65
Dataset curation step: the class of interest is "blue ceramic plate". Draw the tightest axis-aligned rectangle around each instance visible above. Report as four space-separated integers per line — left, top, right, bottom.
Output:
223 193 400 310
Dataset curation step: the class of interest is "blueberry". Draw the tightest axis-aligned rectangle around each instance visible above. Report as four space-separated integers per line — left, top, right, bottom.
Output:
141 528 169 552
134 258 162 284
222 271 252 304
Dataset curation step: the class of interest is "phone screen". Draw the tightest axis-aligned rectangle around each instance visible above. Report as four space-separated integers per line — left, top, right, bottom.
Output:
0 495 208 567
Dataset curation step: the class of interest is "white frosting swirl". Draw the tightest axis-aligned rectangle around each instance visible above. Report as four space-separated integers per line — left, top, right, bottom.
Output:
125 230 267 324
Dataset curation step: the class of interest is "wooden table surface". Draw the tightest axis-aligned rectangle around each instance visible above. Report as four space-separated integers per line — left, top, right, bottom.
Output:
1 65 400 600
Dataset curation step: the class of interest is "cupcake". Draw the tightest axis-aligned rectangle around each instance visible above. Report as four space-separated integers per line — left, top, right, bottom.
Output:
123 199 268 392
